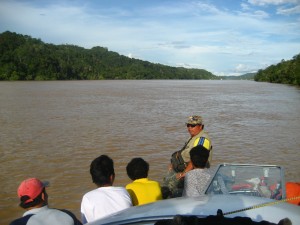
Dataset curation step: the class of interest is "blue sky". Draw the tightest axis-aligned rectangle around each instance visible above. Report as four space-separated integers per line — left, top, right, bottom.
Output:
1 0 300 76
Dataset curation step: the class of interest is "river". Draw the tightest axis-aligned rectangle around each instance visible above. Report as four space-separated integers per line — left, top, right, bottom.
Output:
0 80 299 223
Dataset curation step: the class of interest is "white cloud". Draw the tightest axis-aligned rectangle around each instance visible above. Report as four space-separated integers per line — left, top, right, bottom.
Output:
241 3 251 11
193 2 223 14
235 64 253 73
248 0 299 6
277 4 300 14
127 53 133 58
238 10 270 18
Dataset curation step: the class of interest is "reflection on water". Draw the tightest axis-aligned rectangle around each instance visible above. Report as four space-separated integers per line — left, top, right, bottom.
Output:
0 80 299 223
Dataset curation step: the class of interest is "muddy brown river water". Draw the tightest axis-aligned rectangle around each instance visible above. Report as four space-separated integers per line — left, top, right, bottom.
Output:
0 80 299 224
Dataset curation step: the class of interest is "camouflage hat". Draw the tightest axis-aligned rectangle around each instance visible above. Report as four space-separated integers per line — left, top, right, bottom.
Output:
186 115 203 125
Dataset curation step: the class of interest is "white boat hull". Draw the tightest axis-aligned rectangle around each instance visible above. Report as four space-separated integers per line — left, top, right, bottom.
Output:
87 195 300 225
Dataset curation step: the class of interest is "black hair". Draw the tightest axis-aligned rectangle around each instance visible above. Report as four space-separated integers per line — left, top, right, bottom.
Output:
19 189 45 209
90 155 115 186
126 157 149 180
190 145 209 168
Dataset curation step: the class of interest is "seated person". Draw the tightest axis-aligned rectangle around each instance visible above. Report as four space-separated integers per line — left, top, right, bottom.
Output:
126 157 163 206
182 145 215 197
81 155 132 224
10 178 82 225
162 115 212 198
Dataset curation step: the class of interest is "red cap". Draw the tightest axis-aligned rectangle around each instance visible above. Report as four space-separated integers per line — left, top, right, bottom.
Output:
17 178 48 203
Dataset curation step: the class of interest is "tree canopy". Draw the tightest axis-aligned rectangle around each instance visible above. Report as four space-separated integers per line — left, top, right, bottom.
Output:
254 54 300 85
0 31 218 81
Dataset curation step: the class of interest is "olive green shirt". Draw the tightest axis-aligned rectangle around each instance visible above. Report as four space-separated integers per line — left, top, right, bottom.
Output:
180 130 212 164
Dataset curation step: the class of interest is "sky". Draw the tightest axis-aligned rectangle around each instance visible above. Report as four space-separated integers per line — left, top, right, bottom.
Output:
0 0 300 76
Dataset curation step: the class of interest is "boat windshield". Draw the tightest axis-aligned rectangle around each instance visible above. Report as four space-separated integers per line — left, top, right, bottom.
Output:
205 164 285 200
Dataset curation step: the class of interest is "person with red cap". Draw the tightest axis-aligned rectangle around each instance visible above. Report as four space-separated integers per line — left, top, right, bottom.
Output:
10 178 82 225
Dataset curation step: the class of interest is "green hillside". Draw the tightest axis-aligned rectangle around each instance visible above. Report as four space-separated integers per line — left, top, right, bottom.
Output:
254 54 300 85
220 73 256 80
0 31 218 81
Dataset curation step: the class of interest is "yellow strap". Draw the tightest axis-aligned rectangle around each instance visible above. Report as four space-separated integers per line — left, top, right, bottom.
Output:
223 196 300 216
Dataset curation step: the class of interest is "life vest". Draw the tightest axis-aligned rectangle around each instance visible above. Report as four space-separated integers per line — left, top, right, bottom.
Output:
193 137 211 151
286 182 300 205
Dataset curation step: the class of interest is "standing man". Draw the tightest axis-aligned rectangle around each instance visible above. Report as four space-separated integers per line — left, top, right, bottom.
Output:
162 115 212 198
179 115 212 171
10 178 82 225
81 155 132 224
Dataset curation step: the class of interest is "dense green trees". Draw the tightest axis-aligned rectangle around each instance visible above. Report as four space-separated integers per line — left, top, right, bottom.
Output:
1 31 299 84
254 54 300 85
0 31 217 80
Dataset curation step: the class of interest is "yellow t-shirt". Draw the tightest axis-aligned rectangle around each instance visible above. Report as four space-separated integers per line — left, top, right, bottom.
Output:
126 178 163 206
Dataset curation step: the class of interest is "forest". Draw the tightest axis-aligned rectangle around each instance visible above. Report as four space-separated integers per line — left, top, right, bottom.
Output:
0 31 217 81
254 54 300 85
1 31 299 85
